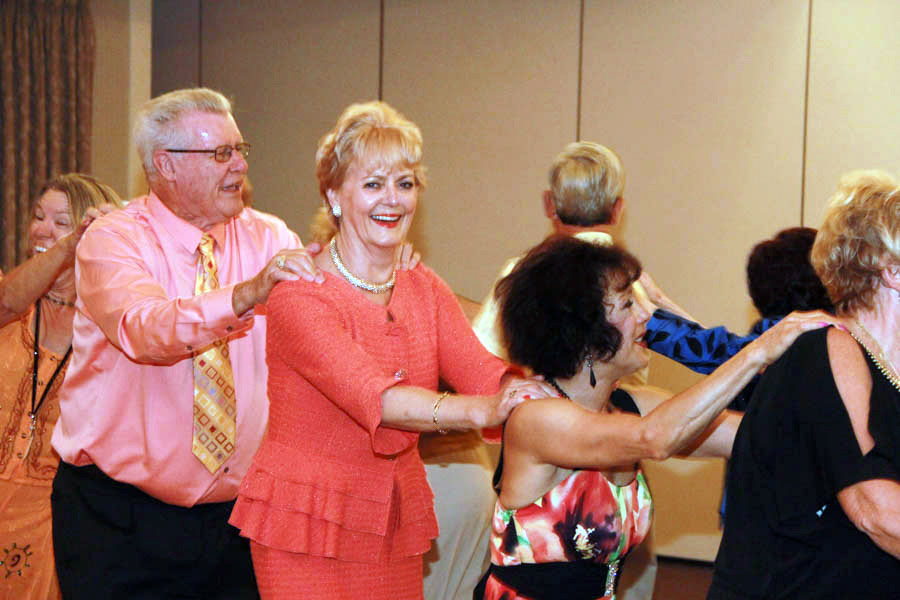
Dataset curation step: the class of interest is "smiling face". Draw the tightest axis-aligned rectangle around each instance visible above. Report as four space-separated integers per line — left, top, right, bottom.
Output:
29 190 73 255
328 160 418 253
161 111 248 231
604 284 651 375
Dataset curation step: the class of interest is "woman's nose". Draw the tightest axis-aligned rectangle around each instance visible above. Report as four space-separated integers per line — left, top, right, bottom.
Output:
385 183 399 205
32 219 50 237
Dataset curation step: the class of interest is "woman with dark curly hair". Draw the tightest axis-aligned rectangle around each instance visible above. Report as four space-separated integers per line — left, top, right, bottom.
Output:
474 235 836 600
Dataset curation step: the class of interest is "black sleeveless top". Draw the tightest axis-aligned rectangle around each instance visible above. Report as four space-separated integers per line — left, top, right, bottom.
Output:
709 328 900 599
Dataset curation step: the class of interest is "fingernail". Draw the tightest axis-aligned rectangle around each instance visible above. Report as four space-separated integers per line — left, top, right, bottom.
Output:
523 395 531 399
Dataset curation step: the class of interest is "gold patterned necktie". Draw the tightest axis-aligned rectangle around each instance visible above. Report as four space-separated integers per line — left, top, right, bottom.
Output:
192 233 237 473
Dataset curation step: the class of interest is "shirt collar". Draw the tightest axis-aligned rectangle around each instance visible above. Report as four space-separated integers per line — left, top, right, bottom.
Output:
573 231 614 246
147 191 230 252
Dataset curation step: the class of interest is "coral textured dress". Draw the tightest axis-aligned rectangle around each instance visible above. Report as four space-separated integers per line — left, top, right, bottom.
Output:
230 265 512 600
475 390 653 600
0 306 69 599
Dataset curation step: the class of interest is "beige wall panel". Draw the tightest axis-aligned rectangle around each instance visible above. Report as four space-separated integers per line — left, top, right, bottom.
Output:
582 0 808 340
91 0 151 199
199 0 380 237
582 0 808 389
805 0 900 225
382 0 581 299
581 0 809 560
151 0 201 95
91 0 129 196
642 457 726 562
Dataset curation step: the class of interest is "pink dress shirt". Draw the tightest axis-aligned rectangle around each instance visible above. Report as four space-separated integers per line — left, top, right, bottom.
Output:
52 193 301 506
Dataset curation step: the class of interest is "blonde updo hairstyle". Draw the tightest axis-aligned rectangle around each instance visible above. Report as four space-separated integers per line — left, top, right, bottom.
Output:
811 170 900 315
309 101 426 245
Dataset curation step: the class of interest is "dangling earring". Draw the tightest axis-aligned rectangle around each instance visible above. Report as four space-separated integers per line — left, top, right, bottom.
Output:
587 355 596 387
332 204 342 218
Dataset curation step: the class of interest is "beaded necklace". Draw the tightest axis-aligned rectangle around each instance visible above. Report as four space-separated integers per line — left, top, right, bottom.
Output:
849 319 900 393
329 238 395 294
43 292 75 307
26 299 72 458
547 378 570 399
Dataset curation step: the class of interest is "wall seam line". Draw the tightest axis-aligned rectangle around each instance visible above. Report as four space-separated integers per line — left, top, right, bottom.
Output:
197 0 203 85
576 0 584 141
378 0 385 100
800 0 813 225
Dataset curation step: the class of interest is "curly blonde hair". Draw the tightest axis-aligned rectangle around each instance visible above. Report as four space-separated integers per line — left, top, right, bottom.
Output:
309 101 426 245
811 170 900 314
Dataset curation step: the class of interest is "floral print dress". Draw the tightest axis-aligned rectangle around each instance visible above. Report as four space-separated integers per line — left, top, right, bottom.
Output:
481 467 652 600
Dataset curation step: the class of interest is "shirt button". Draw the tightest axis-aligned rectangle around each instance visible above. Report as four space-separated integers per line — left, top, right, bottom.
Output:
16 452 22 459
226 326 233 332
186 345 193 351
21 432 27 439
394 369 407 380
224 466 230 473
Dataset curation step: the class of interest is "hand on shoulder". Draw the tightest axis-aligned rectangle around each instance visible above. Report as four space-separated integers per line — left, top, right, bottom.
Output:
749 310 845 367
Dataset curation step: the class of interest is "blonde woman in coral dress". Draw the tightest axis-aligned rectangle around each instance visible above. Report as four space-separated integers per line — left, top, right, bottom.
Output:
230 101 553 600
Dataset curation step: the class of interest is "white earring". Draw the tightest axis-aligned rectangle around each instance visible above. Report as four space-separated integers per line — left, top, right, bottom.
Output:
332 204 342 218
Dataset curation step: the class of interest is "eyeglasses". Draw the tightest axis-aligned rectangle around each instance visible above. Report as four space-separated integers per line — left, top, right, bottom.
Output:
166 143 251 163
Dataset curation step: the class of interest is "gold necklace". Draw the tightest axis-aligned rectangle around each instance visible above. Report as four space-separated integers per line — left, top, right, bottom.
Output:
849 319 900 393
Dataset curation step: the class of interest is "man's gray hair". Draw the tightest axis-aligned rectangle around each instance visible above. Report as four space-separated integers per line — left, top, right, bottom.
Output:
134 87 232 178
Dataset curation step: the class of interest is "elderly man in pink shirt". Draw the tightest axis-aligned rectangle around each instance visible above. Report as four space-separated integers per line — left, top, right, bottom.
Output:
50 88 322 599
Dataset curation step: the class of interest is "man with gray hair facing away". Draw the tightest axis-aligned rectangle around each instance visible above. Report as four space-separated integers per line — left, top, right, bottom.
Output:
473 141 657 600
50 88 322 599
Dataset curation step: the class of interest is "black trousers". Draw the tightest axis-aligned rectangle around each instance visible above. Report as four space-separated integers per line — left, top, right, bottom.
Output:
51 461 259 600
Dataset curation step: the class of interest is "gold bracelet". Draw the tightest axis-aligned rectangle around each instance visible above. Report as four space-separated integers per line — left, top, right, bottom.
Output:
432 391 450 435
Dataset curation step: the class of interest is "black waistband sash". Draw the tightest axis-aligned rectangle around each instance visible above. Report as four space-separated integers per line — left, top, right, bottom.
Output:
473 559 620 600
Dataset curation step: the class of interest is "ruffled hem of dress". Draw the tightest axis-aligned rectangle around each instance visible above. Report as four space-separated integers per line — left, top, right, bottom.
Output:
230 493 437 563
234 464 393 534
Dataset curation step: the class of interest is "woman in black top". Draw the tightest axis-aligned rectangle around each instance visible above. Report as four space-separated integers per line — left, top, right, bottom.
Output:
709 170 900 599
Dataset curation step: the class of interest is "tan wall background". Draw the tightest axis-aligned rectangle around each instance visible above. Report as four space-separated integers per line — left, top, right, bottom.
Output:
91 0 151 200
89 0 900 561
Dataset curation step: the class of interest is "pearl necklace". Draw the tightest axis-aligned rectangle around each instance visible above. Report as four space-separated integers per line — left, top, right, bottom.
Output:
329 238 395 294
849 319 900 393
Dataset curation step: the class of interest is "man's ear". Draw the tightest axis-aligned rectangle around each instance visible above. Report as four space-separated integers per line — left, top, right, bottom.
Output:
609 196 625 225
542 190 558 221
153 150 177 182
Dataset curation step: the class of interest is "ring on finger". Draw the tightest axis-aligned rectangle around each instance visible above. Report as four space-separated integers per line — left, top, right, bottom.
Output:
276 255 286 269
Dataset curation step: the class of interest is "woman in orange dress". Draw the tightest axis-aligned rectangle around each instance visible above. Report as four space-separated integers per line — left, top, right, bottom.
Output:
230 102 552 599
0 174 121 598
